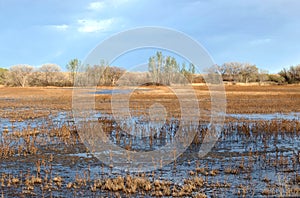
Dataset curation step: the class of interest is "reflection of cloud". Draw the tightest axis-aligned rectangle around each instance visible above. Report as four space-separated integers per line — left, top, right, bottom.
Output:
87 2 105 11
47 24 69 31
249 38 271 45
77 19 115 33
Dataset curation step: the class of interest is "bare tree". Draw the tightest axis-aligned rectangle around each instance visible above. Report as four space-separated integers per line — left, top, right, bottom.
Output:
240 63 259 83
107 66 125 86
83 63 125 86
100 66 124 86
85 64 106 86
220 62 243 82
279 64 300 84
8 65 33 87
39 63 62 86
258 69 269 85
217 62 259 83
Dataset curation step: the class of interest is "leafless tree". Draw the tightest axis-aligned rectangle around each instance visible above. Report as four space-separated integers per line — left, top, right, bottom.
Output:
279 64 300 83
217 62 259 83
7 65 33 87
258 69 269 84
240 63 259 83
39 63 62 86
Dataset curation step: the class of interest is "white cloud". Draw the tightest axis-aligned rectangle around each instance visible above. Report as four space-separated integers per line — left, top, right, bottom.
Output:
87 1 105 11
249 38 272 45
110 0 130 7
77 18 115 33
47 24 69 31
87 0 133 11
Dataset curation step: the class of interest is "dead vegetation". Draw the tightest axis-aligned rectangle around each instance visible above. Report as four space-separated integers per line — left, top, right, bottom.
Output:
0 85 300 196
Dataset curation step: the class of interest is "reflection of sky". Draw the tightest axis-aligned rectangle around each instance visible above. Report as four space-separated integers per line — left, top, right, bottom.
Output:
1 0 300 73
227 112 300 120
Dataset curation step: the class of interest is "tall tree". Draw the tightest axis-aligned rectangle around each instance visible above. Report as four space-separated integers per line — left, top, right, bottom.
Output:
156 51 163 84
148 51 183 85
148 51 198 85
189 63 196 74
66 58 80 85
148 52 164 84
188 63 196 83
148 57 156 83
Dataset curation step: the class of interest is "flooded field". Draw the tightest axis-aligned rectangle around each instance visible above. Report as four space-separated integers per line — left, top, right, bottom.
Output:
0 85 300 197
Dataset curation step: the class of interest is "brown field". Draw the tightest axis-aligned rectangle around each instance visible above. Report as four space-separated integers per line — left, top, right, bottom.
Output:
1 84 300 115
0 85 300 197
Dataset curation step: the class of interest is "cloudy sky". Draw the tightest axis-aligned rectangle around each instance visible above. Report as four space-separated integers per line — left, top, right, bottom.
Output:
1 0 300 73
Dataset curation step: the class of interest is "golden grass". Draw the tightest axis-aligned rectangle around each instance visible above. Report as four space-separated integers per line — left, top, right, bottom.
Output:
0 85 300 196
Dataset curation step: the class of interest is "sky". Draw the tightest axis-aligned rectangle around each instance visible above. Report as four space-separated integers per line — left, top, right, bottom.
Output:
1 0 300 73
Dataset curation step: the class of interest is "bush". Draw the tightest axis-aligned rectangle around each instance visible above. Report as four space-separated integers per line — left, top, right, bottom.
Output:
268 74 286 84
0 68 8 85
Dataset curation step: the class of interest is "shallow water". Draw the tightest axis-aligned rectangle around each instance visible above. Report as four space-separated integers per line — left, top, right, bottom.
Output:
89 88 151 95
0 110 300 197
227 112 300 120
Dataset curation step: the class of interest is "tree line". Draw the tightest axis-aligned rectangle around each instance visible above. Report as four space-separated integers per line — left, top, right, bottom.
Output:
212 62 298 84
0 59 125 87
0 52 299 87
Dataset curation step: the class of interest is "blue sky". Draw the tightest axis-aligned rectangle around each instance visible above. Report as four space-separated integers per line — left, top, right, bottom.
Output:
0 0 300 73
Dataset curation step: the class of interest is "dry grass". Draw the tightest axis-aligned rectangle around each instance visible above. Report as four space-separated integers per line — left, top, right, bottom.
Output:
0 85 300 197
1 85 300 117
